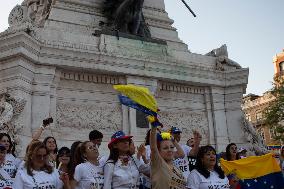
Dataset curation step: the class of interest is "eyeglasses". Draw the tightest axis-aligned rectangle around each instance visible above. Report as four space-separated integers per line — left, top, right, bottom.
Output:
87 145 98 152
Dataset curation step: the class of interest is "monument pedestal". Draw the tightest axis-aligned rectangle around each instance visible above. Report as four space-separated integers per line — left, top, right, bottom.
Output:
0 0 262 156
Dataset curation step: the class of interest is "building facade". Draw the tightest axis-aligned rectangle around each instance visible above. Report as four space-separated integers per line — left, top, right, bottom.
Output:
242 50 284 146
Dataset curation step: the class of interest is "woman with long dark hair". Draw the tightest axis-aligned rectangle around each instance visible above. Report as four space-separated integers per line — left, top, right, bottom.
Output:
56 147 71 175
0 133 22 178
187 145 230 189
32 117 58 168
103 131 149 189
225 143 239 161
13 140 70 189
0 144 13 188
225 143 241 189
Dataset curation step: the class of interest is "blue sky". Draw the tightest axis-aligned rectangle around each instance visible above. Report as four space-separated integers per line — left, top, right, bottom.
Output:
1 0 283 95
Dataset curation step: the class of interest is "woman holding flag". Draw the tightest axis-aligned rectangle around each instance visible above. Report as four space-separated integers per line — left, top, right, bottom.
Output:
149 116 187 189
187 145 230 189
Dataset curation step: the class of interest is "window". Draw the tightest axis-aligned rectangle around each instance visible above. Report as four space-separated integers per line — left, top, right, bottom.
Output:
256 112 262 122
260 128 266 142
269 127 276 139
136 110 149 128
280 62 284 72
246 114 251 122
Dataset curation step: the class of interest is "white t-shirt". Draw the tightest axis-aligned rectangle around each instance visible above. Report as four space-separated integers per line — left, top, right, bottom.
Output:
3 153 22 178
13 168 63 189
74 161 104 189
0 167 13 188
173 144 192 180
187 169 230 189
103 157 142 189
98 156 108 167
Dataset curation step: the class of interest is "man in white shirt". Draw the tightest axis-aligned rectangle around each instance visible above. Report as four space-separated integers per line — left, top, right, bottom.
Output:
171 127 201 181
89 130 108 166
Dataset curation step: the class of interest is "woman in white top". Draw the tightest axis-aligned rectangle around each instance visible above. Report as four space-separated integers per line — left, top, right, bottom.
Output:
32 117 58 168
187 145 230 189
0 133 22 178
73 141 104 189
13 140 70 189
104 131 149 189
0 144 13 188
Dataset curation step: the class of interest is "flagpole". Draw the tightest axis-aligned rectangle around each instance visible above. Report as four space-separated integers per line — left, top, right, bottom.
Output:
181 0 197 17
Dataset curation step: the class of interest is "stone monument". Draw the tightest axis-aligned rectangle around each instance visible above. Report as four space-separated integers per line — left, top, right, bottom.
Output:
0 0 254 156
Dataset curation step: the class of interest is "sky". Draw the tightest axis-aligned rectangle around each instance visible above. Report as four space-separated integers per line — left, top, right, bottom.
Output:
1 0 283 95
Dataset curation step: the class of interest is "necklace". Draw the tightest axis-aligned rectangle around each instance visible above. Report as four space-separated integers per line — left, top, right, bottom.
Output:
119 155 130 166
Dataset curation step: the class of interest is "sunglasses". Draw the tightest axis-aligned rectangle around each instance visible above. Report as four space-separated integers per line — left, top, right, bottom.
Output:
87 145 98 151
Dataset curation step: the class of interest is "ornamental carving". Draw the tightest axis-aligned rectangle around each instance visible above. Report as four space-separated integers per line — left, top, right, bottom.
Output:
8 5 25 26
56 103 122 133
22 0 55 27
242 113 268 155
158 110 209 143
0 89 26 155
206 44 241 71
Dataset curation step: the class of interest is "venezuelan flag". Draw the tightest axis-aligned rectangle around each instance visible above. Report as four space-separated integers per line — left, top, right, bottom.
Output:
113 84 158 113
118 95 157 116
220 153 284 189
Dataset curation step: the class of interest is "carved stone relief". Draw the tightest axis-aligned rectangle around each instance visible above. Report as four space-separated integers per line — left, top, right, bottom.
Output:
158 110 209 143
242 112 268 155
0 89 26 155
8 5 25 26
205 44 242 71
56 103 122 133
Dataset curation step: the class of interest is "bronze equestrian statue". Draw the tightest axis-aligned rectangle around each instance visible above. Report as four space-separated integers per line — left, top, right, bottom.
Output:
103 0 151 38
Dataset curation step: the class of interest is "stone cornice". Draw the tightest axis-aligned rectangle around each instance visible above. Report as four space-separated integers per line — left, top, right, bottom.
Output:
0 32 249 88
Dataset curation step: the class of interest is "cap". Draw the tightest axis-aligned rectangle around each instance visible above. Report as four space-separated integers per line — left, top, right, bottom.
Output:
108 131 133 149
170 127 182 134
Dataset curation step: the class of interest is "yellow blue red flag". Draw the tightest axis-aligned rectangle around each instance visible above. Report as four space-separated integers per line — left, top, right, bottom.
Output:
220 153 284 189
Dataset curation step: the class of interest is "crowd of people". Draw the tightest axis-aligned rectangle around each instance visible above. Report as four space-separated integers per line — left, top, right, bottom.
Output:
0 117 281 189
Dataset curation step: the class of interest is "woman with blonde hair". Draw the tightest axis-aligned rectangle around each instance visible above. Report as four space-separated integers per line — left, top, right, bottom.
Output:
13 140 70 189
149 116 187 189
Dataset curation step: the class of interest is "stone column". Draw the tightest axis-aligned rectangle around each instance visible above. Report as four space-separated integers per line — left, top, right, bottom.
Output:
224 86 246 145
31 66 56 133
209 86 230 152
204 87 216 146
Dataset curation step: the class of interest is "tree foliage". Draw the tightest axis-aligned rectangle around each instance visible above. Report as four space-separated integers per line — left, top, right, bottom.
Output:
264 76 284 142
